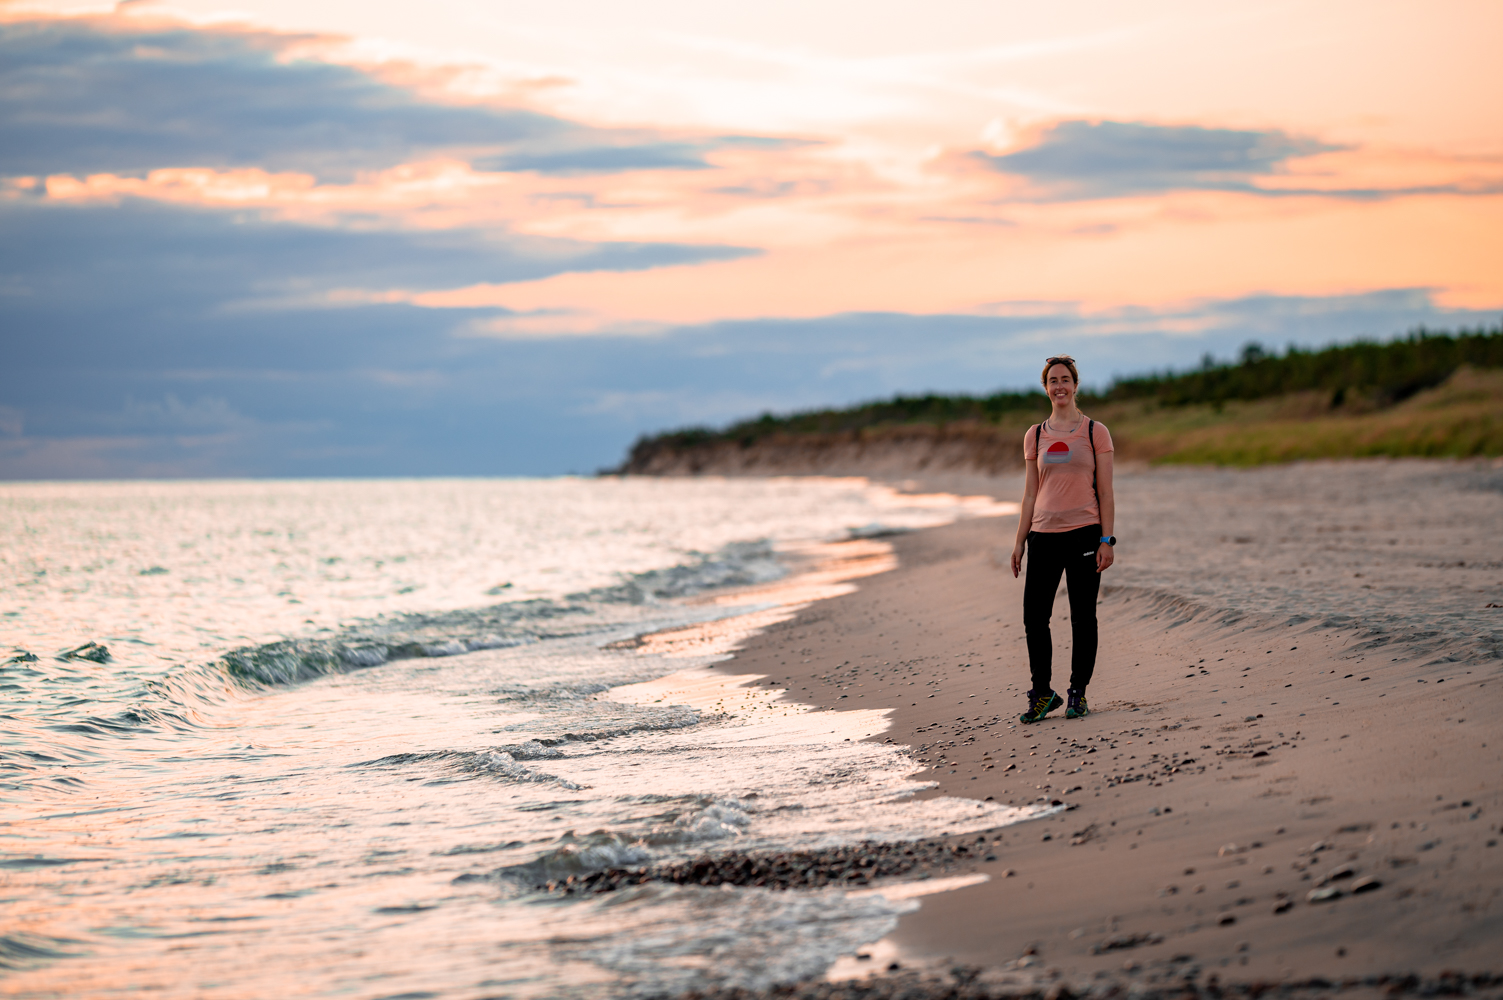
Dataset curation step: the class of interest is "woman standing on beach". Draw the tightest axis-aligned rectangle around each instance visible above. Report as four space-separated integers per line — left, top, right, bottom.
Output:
1009 355 1115 723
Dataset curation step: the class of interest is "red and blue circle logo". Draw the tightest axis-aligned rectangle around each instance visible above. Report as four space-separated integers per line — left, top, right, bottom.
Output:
1043 440 1072 464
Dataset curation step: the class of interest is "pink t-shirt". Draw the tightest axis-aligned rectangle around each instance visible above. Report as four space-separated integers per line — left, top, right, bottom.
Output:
1023 418 1114 532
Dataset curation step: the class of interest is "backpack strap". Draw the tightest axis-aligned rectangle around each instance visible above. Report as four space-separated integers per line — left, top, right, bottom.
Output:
1034 422 1042 456
1088 419 1101 519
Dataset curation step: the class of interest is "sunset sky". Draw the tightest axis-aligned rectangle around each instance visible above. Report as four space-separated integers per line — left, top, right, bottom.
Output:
4 0 1501 476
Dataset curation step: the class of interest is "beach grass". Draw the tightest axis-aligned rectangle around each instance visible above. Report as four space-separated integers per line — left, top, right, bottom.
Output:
1102 365 1503 465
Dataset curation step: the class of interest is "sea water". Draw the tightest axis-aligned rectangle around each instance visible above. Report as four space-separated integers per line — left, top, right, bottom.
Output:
1 476 1025 999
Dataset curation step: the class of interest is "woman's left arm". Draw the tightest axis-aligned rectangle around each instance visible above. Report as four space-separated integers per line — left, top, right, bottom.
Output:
1096 451 1115 573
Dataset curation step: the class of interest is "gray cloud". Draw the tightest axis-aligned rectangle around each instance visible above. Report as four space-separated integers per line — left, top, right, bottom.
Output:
479 141 716 174
977 119 1339 198
1 198 751 327
479 134 814 176
0 16 778 181
0 18 558 179
112 394 255 433
0 196 757 477
2 201 1489 481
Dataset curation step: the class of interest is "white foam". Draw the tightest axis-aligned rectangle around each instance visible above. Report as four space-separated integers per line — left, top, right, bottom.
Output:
604 666 893 744
0 476 1014 672
848 872 990 902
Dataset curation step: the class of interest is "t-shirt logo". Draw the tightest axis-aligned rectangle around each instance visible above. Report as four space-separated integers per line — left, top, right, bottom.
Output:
1043 440 1072 464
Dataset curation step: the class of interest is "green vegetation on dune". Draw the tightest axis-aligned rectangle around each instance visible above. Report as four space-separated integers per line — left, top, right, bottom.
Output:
649 389 1051 453
1104 367 1503 465
618 323 1503 470
1101 324 1503 409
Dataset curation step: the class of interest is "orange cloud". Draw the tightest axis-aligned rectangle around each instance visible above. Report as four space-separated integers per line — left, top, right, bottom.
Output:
34 135 1503 332
426 188 1503 335
13 4 1503 333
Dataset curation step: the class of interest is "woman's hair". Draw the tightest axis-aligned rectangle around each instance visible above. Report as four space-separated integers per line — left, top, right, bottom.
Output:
1040 355 1080 389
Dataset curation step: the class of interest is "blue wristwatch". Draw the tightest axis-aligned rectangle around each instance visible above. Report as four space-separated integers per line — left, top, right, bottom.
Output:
1100 535 1116 546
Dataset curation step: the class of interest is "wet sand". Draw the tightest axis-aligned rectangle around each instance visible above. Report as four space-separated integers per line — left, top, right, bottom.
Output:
702 460 1503 995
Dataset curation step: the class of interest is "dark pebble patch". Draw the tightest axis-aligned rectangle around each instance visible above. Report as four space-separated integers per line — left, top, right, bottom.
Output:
537 838 985 895
658 969 1503 1000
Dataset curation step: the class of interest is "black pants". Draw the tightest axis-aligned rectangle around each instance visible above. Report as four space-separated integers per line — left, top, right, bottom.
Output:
1023 524 1101 693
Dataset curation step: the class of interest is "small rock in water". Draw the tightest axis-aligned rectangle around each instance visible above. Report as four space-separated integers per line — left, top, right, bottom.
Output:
1350 875 1382 893
61 642 111 663
1307 886 1344 903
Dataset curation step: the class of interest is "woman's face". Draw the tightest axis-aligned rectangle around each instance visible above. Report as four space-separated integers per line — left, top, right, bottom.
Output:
1045 364 1077 406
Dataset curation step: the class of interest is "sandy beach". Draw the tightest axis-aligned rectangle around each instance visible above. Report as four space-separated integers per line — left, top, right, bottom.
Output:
682 459 1503 997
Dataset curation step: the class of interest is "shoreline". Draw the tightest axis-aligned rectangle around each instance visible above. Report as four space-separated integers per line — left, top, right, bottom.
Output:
692 461 1502 995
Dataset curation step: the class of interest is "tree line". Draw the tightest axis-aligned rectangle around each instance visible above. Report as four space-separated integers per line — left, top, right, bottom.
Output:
622 322 1502 457
1103 323 1503 408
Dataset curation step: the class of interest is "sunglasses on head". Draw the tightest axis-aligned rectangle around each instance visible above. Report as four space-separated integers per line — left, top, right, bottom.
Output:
1044 355 1076 366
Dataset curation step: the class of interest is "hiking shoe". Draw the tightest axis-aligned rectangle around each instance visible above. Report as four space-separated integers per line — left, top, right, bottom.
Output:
1066 688 1089 719
1020 689 1063 724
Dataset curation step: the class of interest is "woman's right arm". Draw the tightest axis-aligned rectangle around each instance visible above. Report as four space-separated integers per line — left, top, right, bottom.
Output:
1011 458 1039 578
